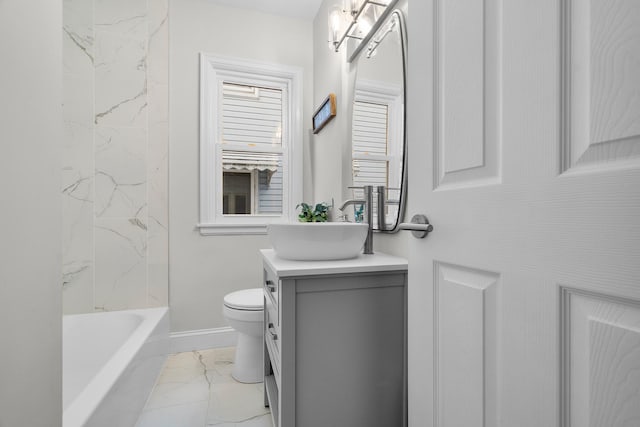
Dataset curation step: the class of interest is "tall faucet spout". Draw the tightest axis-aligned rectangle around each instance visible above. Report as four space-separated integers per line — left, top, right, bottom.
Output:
338 199 365 211
339 186 374 254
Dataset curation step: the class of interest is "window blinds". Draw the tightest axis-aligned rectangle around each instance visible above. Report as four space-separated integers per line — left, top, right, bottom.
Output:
221 83 283 146
352 100 389 188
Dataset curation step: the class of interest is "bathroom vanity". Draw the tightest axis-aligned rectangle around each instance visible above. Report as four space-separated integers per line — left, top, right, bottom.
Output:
261 249 407 427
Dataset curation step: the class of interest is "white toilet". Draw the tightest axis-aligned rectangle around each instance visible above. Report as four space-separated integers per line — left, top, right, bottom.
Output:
223 288 264 383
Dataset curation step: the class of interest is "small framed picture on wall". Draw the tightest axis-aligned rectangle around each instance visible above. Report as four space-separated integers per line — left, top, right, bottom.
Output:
312 93 337 134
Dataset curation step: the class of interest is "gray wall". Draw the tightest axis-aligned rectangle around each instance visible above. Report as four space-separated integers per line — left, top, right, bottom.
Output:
0 0 63 425
169 0 314 332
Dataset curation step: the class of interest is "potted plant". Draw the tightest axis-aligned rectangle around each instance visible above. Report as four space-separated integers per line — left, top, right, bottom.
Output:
296 202 329 222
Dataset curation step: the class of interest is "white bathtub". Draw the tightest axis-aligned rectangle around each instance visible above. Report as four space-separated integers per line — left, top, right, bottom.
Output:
63 308 169 427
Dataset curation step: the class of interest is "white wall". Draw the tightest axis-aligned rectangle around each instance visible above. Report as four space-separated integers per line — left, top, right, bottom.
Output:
169 0 314 332
311 0 350 209
313 0 408 257
0 0 63 425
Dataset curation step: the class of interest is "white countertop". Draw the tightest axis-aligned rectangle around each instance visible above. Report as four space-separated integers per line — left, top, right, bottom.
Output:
260 249 408 278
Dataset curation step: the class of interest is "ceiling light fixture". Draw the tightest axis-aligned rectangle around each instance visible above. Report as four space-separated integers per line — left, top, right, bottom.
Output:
328 0 397 54
365 14 397 58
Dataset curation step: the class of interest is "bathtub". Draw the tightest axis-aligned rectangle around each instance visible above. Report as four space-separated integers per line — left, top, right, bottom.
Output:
63 307 169 427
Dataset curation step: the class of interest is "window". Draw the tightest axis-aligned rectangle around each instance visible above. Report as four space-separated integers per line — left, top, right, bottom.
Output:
223 172 252 214
351 80 403 227
221 82 283 215
352 100 391 189
199 55 303 235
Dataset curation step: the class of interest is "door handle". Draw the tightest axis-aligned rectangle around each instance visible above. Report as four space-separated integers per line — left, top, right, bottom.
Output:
398 214 433 238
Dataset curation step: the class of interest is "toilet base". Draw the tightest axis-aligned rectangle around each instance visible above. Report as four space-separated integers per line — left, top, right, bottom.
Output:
232 332 263 383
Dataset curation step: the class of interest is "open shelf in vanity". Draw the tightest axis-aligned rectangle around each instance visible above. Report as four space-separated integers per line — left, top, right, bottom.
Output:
264 373 279 423
261 249 408 427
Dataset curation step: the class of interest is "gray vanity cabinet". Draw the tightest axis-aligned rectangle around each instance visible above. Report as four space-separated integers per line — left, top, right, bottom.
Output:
261 249 407 427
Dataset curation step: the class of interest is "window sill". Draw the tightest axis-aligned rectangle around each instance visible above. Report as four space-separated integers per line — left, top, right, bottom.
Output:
196 223 268 236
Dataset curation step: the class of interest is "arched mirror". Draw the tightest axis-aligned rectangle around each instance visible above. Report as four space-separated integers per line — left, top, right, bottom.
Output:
350 9 406 232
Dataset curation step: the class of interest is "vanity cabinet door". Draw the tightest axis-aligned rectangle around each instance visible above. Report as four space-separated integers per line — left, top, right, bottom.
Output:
292 273 406 427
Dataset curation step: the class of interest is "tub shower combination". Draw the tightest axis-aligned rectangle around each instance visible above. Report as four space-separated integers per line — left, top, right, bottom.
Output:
63 308 169 427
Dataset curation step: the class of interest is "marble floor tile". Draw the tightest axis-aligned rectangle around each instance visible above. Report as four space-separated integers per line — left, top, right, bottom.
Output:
136 401 209 427
206 381 270 425
137 348 273 427
206 413 274 427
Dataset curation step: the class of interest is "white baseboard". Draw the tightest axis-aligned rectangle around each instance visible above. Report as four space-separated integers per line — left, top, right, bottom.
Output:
170 327 238 354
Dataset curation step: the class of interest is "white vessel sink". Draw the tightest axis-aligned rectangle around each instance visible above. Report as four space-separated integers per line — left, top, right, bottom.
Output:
267 222 368 261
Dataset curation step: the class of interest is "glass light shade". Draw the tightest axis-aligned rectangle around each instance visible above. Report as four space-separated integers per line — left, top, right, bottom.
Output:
343 0 362 15
328 5 344 50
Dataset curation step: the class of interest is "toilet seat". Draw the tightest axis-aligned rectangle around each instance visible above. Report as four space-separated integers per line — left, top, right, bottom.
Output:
223 288 263 311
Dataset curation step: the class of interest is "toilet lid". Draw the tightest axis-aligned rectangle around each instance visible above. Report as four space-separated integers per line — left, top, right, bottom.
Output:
223 288 263 311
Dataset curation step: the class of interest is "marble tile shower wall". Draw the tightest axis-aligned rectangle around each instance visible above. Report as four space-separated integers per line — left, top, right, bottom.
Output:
62 0 169 313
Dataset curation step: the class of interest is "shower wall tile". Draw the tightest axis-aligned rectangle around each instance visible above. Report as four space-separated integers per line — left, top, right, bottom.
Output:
147 123 168 307
62 75 94 178
94 0 147 40
94 217 148 311
62 143 94 315
148 143 168 229
148 273 169 307
95 126 148 218
146 0 170 309
63 75 94 126
148 86 169 229
63 269 95 314
62 121 94 202
94 31 147 79
62 4 95 317
94 31 148 127
147 122 168 239
62 157 94 315
148 0 169 87
63 0 94 76
62 0 168 315
148 83 169 124
148 224 169 307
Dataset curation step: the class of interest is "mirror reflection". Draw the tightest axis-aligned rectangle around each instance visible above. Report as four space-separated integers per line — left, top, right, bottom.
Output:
350 10 406 232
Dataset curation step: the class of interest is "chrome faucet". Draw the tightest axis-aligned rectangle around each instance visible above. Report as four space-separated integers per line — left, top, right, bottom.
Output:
339 185 374 254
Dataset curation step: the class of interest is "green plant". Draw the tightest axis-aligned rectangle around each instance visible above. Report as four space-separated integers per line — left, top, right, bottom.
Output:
296 202 329 222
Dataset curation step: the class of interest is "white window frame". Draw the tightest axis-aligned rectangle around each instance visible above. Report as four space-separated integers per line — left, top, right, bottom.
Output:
352 79 403 227
198 54 303 235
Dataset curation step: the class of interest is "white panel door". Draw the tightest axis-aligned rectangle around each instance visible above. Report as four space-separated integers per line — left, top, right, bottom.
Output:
407 1 640 427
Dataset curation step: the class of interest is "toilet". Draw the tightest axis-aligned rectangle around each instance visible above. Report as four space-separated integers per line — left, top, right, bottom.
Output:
223 288 264 383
